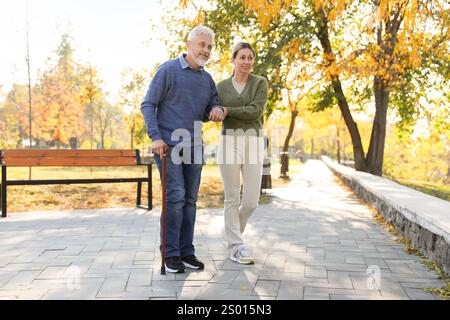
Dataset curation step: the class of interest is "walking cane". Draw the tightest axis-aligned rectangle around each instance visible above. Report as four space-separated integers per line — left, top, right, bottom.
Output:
160 152 167 275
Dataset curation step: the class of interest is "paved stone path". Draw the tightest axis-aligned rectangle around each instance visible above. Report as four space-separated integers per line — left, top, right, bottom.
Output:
0 160 445 300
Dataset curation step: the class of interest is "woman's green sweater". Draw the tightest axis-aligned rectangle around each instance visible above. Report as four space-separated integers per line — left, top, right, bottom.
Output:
217 74 268 136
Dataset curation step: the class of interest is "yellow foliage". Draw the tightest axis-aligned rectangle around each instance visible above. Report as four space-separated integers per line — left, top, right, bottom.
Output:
283 38 303 60
192 5 205 25
312 0 326 11
179 0 189 8
242 0 294 30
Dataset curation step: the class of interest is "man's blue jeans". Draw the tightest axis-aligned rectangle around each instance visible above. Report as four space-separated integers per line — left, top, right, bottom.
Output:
154 146 203 258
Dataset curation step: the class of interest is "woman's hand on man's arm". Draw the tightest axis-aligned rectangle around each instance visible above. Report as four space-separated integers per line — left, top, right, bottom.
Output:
209 106 226 122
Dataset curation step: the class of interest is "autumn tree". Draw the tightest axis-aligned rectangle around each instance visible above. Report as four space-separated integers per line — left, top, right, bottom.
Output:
0 86 23 148
162 0 316 117
177 0 449 176
80 65 102 149
32 34 86 148
119 68 151 150
278 56 323 177
247 0 449 175
162 0 318 178
79 64 119 149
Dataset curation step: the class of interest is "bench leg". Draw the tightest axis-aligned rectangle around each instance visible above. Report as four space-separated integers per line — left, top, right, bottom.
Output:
148 164 152 210
1 166 6 218
137 181 142 206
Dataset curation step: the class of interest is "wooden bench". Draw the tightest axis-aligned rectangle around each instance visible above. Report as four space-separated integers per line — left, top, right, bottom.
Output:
0 149 152 218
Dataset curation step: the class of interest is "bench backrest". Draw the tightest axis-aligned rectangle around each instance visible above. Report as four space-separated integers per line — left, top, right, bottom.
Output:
0 149 141 167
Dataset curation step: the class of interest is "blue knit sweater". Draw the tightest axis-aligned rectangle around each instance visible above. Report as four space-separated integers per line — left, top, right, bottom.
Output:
141 54 221 147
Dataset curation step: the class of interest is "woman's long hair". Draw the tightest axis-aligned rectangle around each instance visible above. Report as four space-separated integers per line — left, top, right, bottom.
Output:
231 41 256 77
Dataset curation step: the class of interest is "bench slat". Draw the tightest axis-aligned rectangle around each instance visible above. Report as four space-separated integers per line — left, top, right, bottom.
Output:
2 157 137 167
1 150 136 158
7 177 148 185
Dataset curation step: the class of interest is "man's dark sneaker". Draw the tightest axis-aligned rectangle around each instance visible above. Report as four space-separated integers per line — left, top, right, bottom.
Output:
165 256 185 273
181 255 204 270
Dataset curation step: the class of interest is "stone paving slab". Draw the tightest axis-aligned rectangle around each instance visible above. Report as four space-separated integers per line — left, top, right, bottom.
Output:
0 160 446 300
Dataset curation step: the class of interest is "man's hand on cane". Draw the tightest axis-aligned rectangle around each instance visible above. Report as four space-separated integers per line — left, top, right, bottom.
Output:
152 139 168 156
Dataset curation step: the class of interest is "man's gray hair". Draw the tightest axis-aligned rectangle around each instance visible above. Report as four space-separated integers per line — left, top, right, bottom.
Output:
187 26 215 41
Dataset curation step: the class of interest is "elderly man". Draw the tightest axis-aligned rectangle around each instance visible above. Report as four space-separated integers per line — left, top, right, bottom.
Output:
141 26 224 273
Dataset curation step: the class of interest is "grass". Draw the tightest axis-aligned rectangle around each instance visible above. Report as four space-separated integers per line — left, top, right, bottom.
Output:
0 161 301 213
0 165 221 213
386 177 450 202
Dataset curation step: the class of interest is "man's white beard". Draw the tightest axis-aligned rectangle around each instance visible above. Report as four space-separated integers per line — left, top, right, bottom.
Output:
193 56 208 67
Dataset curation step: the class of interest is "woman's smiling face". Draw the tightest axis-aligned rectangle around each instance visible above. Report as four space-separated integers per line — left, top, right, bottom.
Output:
232 48 254 75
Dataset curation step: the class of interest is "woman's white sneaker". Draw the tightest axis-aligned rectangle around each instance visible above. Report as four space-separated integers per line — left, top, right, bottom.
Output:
230 244 255 265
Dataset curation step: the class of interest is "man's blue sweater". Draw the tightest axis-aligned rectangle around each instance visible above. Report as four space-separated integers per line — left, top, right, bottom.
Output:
141 54 220 147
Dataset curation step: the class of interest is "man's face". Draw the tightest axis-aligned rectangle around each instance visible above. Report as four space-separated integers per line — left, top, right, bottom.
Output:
187 34 214 68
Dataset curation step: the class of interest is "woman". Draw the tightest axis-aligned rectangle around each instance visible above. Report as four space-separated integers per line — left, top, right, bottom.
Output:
216 41 268 264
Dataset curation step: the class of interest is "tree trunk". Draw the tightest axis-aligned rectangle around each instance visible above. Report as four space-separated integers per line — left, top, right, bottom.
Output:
333 80 367 171
130 123 135 150
69 137 77 149
26 7 32 180
366 77 389 176
446 166 450 184
142 131 146 156
446 147 450 183
90 102 94 150
100 130 105 149
315 8 367 172
336 124 341 164
342 131 346 163
310 138 314 159
365 5 402 176
280 110 298 179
